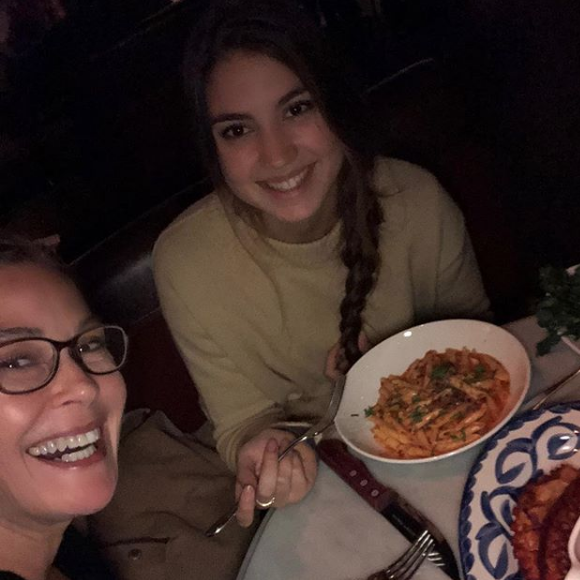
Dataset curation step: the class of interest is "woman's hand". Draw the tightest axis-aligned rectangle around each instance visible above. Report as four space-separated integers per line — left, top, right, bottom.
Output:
235 428 317 527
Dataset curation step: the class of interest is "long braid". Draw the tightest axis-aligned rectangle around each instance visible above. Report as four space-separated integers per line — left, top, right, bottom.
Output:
338 157 384 369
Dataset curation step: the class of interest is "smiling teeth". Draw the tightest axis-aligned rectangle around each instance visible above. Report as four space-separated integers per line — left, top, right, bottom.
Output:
266 168 308 192
61 444 97 463
28 428 101 457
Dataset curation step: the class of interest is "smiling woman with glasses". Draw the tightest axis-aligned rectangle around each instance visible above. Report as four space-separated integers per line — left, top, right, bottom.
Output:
0 237 126 580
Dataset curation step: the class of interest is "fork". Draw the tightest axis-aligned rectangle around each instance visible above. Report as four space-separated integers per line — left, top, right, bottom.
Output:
205 374 346 537
522 365 580 412
365 530 435 580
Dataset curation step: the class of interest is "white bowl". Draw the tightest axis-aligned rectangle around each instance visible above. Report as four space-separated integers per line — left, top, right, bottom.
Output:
335 319 531 464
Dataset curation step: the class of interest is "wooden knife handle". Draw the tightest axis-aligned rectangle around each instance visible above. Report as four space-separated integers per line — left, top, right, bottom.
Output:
317 439 399 512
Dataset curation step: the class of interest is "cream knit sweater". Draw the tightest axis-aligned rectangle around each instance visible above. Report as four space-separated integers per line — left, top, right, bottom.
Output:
153 158 490 471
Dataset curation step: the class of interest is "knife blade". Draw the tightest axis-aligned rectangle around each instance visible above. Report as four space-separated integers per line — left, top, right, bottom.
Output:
317 438 460 580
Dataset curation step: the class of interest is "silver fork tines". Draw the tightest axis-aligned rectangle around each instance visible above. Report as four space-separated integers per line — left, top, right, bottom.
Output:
366 530 435 580
426 549 444 566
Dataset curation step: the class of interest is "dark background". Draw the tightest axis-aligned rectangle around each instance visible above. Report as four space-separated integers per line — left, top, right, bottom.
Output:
1 0 579 322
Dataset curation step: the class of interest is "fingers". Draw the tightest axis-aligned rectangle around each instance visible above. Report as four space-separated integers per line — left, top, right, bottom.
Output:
325 341 342 381
235 434 278 527
294 442 318 486
235 484 256 528
358 331 370 353
236 452 259 493
255 438 279 508
252 440 307 509
234 430 319 529
270 444 318 507
284 445 317 504
271 447 294 506
235 449 292 527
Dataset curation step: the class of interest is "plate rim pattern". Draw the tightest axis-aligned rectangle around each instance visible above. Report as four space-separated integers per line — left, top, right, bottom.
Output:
459 401 580 580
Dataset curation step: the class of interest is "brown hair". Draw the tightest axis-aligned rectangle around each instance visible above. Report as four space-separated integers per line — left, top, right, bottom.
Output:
0 236 68 274
183 0 383 369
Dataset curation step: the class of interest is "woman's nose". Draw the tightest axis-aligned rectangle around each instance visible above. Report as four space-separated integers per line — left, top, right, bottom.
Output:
259 126 297 168
49 350 99 406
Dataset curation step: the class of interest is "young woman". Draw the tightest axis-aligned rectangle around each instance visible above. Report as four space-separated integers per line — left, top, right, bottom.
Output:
153 0 490 528
0 239 127 579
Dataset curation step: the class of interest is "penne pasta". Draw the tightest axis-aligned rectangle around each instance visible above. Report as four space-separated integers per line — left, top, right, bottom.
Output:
366 347 510 459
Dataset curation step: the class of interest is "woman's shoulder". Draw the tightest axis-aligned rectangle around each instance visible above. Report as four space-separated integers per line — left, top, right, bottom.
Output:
373 157 445 204
153 192 230 273
373 157 460 227
154 192 224 251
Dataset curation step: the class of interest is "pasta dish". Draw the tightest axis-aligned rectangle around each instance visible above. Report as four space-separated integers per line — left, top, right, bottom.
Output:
367 348 510 459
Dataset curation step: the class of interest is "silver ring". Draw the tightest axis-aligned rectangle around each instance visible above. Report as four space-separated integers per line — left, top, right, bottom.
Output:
255 496 275 509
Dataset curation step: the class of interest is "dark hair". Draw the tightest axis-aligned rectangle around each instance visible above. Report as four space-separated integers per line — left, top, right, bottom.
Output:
0 236 68 275
183 0 383 369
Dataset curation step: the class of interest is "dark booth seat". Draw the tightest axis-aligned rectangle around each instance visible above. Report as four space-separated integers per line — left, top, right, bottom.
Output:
71 179 211 433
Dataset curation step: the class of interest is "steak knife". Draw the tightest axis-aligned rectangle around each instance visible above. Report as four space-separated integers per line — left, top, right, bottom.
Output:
317 439 460 580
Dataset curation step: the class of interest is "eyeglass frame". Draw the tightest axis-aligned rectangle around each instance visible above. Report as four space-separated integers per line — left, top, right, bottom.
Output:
0 324 129 395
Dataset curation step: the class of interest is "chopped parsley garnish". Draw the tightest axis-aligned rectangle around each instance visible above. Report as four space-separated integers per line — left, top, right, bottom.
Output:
431 363 454 380
450 429 467 442
364 406 375 417
473 364 486 379
465 364 487 384
411 394 421 404
410 406 425 423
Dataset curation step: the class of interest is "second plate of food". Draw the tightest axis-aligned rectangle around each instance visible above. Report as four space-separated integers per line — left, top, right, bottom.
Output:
459 403 580 580
335 319 531 464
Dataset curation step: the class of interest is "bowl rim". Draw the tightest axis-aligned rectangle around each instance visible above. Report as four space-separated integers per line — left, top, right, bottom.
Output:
335 318 532 464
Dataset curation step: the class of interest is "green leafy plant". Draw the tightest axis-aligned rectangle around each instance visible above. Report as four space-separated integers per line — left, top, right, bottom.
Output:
536 265 580 355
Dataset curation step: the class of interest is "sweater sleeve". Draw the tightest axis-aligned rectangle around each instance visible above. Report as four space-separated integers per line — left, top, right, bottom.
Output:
433 184 492 320
153 258 284 472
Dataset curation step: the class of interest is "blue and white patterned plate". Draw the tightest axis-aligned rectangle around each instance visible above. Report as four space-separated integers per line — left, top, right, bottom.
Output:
459 403 580 580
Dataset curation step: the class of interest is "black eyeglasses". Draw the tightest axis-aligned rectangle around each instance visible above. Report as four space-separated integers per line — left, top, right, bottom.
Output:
0 325 128 395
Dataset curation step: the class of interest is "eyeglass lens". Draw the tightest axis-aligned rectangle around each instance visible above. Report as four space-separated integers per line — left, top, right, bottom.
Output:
0 326 127 394
75 326 126 373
